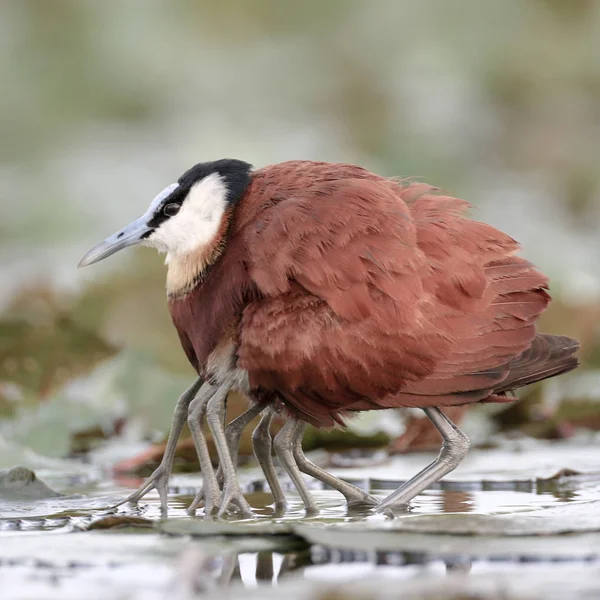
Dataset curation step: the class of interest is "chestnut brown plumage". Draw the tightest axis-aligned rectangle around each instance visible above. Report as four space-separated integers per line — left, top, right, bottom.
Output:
171 162 576 419
79 159 579 518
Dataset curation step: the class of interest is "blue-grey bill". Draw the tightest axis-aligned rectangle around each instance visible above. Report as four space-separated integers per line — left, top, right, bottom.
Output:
78 217 151 267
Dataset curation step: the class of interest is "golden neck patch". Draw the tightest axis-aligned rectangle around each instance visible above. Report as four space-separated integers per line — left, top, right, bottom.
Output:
165 209 231 297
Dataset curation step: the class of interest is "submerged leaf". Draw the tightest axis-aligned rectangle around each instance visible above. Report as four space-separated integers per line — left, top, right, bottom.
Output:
85 515 155 531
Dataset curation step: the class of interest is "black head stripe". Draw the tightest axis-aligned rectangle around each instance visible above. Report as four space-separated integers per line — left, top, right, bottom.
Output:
178 159 253 205
145 159 253 233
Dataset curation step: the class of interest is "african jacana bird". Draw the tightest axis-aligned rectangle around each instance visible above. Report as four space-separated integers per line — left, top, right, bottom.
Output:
79 159 579 518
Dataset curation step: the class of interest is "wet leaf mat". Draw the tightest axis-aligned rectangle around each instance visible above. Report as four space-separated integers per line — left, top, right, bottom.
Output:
1 438 600 598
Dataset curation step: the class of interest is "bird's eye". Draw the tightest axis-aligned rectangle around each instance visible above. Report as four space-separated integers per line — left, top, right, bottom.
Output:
163 203 180 217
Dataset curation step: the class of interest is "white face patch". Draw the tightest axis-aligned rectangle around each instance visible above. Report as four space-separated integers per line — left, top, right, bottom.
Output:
144 173 229 262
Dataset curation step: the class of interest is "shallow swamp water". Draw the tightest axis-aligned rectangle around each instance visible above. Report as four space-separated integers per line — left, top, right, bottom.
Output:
1 437 600 600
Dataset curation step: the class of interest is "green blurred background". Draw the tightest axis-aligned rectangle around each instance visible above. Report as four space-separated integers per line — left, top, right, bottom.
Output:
1 0 599 467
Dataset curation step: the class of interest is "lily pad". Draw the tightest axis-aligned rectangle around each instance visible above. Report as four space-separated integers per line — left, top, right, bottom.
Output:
159 520 309 558
376 501 600 536
159 517 294 537
293 502 600 559
0 466 62 500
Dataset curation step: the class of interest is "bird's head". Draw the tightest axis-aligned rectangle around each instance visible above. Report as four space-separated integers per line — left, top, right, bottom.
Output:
78 159 252 269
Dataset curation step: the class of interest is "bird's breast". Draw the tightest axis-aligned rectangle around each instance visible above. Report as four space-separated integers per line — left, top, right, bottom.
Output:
205 335 250 392
167 233 255 385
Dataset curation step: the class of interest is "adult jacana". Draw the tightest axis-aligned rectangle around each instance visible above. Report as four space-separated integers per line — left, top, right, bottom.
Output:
79 159 579 518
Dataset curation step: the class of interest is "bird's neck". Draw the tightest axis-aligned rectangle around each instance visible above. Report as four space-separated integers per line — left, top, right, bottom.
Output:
165 215 234 297
165 246 213 296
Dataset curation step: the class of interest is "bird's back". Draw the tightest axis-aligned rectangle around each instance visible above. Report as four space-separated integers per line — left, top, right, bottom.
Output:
236 164 579 426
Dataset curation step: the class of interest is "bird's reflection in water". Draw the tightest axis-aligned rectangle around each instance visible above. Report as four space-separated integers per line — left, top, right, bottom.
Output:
442 490 476 513
213 549 311 588
171 484 591 591
210 546 473 589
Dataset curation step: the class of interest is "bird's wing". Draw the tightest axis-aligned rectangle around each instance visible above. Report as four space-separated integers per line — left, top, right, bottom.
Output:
388 189 551 399
238 179 549 426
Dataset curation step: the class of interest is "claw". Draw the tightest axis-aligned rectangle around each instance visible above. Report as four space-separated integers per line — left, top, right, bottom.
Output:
217 484 253 519
272 501 287 518
186 488 206 516
346 493 379 510
203 489 222 517
111 464 170 513
112 483 152 509
188 481 252 519
187 479 223 516
186 464 225 516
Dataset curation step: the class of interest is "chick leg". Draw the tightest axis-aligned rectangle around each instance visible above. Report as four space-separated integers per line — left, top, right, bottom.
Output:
273 418 319 515
291 421 379 508
186 382 222 516
374 407 470 514
251 408 287 513
187 402 264 514
223 402 265 471
112 377 203 516
205 381 254 518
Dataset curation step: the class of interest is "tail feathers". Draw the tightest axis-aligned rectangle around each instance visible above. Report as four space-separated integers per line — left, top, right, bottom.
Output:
494 333 579 393
301 333 580 420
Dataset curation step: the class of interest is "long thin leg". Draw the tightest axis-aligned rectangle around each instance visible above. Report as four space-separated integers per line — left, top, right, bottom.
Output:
189 402 264 513
291 421 379 508
186 382 221 516
224 402 265 468
252 409 287 513
206 382 254 518
112 377 203 516
273 419 319 515
374 407 470 514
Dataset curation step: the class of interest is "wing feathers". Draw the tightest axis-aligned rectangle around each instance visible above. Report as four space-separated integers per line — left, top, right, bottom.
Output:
236 166 576 426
